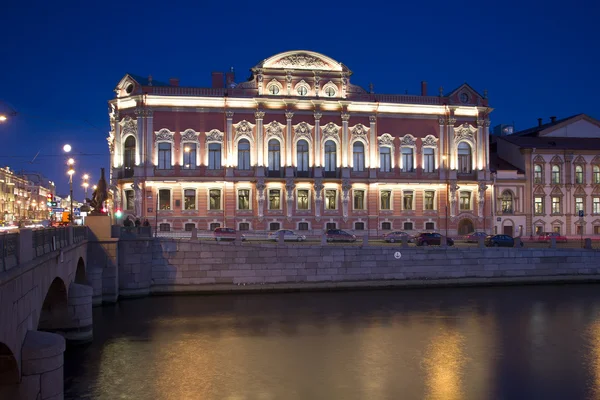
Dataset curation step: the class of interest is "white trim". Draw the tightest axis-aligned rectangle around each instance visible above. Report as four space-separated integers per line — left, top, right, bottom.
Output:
181 187 198 211
379 189 393 211
352 189 366 210
267 188 282 210
236 187 253 211
324 188 338 210
296 188 311 210
207 187 223 211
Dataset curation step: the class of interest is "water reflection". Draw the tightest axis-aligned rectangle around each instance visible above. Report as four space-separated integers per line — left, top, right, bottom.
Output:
64 285 600 400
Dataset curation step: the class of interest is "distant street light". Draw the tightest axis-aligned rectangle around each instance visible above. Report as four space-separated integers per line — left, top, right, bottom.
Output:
64 145 75 224
63 144 72 153
0 115 7 122
82 174 90 199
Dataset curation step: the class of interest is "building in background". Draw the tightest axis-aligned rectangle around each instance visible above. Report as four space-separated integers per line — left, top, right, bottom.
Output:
495 114 600 237
108 50 493 236
0 168 55 225
492 124 514 136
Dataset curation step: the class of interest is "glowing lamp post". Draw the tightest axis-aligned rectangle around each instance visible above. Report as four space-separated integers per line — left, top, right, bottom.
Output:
82 174 90 199
64 143 75 224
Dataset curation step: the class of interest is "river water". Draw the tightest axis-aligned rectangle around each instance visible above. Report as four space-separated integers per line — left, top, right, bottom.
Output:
64 284 600 400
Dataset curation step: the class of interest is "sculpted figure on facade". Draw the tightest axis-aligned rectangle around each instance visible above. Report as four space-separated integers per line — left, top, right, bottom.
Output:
265 121 284 141
256 178 266 220
285 177 295 221
108 183 121 210
133 177 143 217
341 179 352 221
313 179 324 221
273 53 329 69
478 183 488 218
449 182 460 217
107 131 115 154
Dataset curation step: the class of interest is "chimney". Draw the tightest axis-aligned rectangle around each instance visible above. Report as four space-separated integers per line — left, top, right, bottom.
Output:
421 81 427 96
538 118 543 127
211 72 224 88
550 116 557 123
226 67 235 88
169 78 179 87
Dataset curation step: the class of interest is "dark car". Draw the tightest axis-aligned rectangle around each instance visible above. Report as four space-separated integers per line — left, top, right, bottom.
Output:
415 232 454 246
466 231 488 243
383 231 414 243
325 229 357 243
485 234 520 247
213 227 246 242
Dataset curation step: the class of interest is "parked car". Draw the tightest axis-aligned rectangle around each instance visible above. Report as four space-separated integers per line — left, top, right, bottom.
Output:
485 234 520 247
537 232 568 243
325 229 357 243
213 227 246 242
415 232 454 246
268 229 306 242
466 231 488 243
383 231 414 243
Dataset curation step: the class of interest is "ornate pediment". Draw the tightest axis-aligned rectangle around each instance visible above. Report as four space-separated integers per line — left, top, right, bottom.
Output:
550 155 563 164
533 185 546 195
351 123 368 139
378 134 394 147
550 186 563 196
550 219 564 225
321 122 340 141
422 135 438 147
294 122 313 141
265 121 284 141
400 134 416 147
120 116 137 137
205 129 224 143
533 219 546 226
453 123 477 144
533 155 546 163
261 51 343 72
155 128 174 142
181 129 199 142
574 185 587 195
234 120 254 141
573 155 586 165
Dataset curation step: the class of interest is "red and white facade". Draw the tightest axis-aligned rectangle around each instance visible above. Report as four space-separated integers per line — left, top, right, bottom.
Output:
108 50 493 235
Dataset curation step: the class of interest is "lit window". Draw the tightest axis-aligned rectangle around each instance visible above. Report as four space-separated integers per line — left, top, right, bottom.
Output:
183 143 197 169
159 189 170 210
552 165 560 184
209 189 221 210
534 196 544 214
208 143 221 170
594 165 600 184
297 189 309 210
124 136 136 171
551 196 561 214
325 190 336 210
403 191 413 210
534 164 543 184
575 165 584 184
501 191 513 214
124 190 134 210
268 139 280 172
296 140 309 172
593 197 600 214
459 191 471 210
324 140 337 172
297 86 308 96
238 189 250 210
423 148 435 173
268 85 279 95
353 190 365 210
237 139 250 170
324 86 336 97
269 189 281 210
184 189 196 210
457 142 472 173
575 197 584 214
380 190 391 210
353 142 365 172
380 147 391 172
424 191 435 210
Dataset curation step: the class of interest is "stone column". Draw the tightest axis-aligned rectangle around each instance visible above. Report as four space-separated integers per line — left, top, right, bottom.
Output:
285 111 293 167
314 112 322 167
448 117 456 170
20 330 65 400
477 118 484 170
146 109 154 167
255 110 265 167
369 115 377 177
226 111 234 169
135 107 144 166
341 112 350 167
438 116 446 177
484 120 491 169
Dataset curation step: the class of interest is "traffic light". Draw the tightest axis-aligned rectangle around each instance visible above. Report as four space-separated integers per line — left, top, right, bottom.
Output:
115 209 122 218
46 193 53 207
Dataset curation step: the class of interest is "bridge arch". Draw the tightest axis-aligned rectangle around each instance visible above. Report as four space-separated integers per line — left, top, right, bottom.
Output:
75 257 87 284
38 277 68 332
0 342 19 385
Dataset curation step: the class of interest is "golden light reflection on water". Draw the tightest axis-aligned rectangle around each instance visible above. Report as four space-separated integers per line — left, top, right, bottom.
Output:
587 320 600 398
422 327 466 400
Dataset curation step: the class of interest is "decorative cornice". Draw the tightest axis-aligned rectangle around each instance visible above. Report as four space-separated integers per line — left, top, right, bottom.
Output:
341 112 350 122
369 115 377 124
254 111 265 120
285 111 294 120
225 111 234 118
181 129 200 142
205 129 224 143
378 134 394 147
155 128 174 142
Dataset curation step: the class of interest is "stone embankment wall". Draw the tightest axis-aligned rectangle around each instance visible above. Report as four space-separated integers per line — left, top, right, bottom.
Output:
116 239 600 296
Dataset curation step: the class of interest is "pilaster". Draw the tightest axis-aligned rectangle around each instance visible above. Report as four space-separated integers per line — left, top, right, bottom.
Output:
285 111 293 167
255 110 265 167
438 116 445 178
226 111 234 169
341 112 350 167
146 109 154 167
314 112 322 167
448 117 457 170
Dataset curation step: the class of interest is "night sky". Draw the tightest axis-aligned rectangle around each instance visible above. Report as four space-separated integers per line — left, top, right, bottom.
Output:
1 0 598 199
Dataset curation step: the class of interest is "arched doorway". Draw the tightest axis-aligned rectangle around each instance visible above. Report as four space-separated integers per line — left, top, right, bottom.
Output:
38 277 68 332
458 218 474 235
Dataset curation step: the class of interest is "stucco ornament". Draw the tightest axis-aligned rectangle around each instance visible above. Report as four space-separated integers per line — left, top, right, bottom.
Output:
205 129 224 143
378 134 394 147
351 124 368 139
234 121 254 142
120 116 137 137
454 123 477 144
400 134 416 147
265 121 284 141
313 179 324 221
107 131 115 153
155 129 174 142
322 122 340 141
181 129 199 143
273 54 329 70
422 135 438 148
294 122 313 142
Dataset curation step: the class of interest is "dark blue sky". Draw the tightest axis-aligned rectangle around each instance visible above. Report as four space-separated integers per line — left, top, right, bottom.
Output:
1 0 598 199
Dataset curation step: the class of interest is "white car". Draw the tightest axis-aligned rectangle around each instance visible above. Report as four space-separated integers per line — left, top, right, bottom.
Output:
268 229 306 242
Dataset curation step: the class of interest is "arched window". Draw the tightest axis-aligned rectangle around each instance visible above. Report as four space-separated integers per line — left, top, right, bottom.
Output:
380 147 391 172
594 165 600 184
534 164 543 184
268 139 280 171
353 142 364 172
575 165 584 184
457 142 472 173
208 143 221 170
552 164 560 184
123 136 136 172
237 139 250 170
297 140 309 172
501 191 514 214
324 140 337 172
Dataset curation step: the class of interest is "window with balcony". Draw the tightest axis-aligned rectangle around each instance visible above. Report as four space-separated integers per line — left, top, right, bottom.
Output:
324 140 337 173
380 190 391 210
268 189 281 210
423 148 435 173
159 189 171 210
403 191 413 210
594 165 600 184
124 136 136 175
424 191 435 210
297 189 309 210
268 139 280 172
124 189 134 210
551 165 561 184
534 164 543 184
593 197 600 214
575 197 584 214
184 189 196 210
401 148 414 172
325 189 337 210
501 191 514 214
353 142 365 172
575 165 584 184
238 189 250 210
157 142 172 169
534 196 544 214
551 196 561 214
457 142 472 173
459 191 471 210
209 189 221 210
353 190 365 210
182 143 197 169
208 143 221 170
380 147 391 172
237 139 250 170
296 140 309 173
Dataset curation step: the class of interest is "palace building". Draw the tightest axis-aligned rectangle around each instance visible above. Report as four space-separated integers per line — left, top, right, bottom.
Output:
107 50 493 235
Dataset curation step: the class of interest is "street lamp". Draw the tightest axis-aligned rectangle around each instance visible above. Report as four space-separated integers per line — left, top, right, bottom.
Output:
0 115 7 122
65 145 75 224
82 174 89 199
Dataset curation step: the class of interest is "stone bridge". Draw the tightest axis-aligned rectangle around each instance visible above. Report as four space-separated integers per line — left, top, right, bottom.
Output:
0 226 92 400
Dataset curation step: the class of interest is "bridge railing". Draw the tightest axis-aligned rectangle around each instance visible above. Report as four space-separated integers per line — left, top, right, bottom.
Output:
32 228 69 257
0 232 19 271
73 226 88 243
